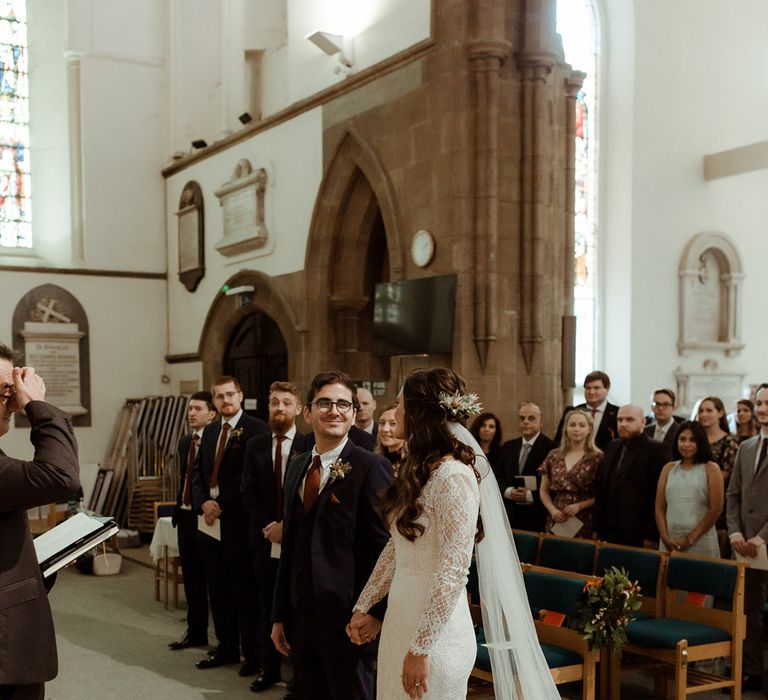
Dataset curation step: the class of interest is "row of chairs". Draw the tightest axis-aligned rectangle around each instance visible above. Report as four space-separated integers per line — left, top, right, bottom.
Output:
470 531 747 699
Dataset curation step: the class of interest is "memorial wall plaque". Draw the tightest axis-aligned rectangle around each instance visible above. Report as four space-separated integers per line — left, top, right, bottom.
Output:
176 181 205 292
214 159 269 257
12 285 91 426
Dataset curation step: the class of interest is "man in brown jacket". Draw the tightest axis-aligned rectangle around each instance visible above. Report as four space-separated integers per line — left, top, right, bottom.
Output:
0 344 80 700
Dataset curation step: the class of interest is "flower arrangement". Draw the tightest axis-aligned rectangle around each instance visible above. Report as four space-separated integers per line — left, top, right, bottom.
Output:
438 391 483 419
576 566 642 652
328 458 352 483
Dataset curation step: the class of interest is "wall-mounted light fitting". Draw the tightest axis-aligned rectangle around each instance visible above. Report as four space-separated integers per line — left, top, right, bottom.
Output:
305 30 354 72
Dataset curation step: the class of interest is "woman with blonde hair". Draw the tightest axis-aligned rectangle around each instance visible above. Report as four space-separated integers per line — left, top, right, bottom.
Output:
539 408 603 538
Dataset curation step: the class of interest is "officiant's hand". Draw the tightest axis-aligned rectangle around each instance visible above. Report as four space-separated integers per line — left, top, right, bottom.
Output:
271 622 291 656
402 651 429 699
346 612 382 645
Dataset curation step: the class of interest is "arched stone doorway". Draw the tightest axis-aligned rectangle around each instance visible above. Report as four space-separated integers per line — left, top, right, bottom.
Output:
224 311 287 421
198 270 303 412
303 128 404 389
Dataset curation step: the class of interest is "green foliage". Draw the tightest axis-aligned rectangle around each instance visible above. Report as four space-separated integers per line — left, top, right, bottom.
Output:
575 566 643 652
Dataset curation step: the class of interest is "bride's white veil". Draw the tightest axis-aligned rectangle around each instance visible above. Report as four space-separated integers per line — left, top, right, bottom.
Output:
448 421 560 699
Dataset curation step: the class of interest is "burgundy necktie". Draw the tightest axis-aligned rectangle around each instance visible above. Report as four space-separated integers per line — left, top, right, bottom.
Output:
303 455 322 512
274 434 287 520
182 434 199 506
209 423 231 489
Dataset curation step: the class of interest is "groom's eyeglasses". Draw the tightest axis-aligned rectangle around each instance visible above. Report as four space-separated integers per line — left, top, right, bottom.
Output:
312 398 354 414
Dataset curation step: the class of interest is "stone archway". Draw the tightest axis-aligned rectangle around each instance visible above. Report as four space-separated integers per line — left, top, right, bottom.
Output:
198 270 303 391
302 128 404 380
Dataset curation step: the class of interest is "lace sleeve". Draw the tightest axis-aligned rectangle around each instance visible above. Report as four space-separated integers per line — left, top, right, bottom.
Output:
410 468 479 655
353 538 395 614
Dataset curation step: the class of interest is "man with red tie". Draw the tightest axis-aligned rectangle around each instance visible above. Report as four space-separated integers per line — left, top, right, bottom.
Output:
191 376 269 675
169 391 216 651
271 371 392 700
241 381 310 693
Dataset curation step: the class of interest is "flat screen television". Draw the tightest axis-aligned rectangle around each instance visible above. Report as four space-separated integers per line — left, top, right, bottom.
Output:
372 274 457 356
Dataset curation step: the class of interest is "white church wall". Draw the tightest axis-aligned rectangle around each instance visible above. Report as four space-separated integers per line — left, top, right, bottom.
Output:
601 0 768 410
0 272 168 463
165 108 323 357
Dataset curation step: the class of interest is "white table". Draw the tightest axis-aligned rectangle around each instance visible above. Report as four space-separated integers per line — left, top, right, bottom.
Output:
149 516 179 608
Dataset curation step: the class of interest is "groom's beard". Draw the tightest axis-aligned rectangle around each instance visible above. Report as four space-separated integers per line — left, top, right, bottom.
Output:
269 414 293 435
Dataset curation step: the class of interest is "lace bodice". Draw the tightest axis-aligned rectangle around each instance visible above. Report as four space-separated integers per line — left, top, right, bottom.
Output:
354 459 480 655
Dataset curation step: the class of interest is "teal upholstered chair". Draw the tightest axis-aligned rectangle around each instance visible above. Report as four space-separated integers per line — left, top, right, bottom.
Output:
617 552 746 700
538 534 597 575
597 544 665 619
511 529 541 564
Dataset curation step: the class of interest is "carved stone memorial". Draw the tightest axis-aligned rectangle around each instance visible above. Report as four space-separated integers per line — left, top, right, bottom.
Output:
176 181 205 292
214 159 269 257
12 285 91 426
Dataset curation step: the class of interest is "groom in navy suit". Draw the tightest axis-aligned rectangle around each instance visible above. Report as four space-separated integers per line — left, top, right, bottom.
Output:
271 370 392 700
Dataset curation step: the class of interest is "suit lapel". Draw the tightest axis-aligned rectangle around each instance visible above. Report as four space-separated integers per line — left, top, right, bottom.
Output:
285 451 313 508
314 441 355 519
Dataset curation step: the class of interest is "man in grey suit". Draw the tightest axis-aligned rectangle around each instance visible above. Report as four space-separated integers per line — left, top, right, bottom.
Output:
726 382 768 692
0 343 80 700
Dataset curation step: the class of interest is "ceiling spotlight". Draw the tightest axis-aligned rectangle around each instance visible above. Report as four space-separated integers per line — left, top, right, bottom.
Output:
191 139 208 149
306 30 354 70
238 112 253 125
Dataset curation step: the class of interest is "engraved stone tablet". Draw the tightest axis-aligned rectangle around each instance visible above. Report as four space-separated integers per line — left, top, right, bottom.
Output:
214 159 269 257
176 181 205 292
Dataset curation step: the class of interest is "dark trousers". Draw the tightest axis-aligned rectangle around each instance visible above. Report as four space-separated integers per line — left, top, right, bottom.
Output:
0 684 44 700
198 528 260 660
253 554 282 677
177 509 209 641
743 567 768 676
289 610 376 700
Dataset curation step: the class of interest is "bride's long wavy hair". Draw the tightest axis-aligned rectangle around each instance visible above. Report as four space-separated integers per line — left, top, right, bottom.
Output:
379 368 483 542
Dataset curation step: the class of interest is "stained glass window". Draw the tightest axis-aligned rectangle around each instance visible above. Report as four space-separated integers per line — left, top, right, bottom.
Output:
0 0 30 248
557 0 598 382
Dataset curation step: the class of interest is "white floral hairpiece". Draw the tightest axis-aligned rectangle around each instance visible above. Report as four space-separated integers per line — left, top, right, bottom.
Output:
438 391 483 419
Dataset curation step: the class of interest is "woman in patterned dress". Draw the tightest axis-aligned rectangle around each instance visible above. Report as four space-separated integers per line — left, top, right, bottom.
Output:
539 409 603 538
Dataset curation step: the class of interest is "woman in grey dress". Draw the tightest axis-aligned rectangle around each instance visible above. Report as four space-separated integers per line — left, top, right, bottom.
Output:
655 421 723 557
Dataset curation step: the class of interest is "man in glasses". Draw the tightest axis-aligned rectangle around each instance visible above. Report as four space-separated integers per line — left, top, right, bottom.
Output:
191 376 268 676
271 370 392 700
0 343 79 700
643 388 682 448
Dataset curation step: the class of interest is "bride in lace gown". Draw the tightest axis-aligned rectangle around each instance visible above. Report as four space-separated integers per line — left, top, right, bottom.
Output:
350 368 480 699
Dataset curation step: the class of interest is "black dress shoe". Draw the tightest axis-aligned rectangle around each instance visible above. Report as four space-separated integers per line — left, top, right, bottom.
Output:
239 659 260 677
168 632 208 650
250 671 280 692
196 651 240 669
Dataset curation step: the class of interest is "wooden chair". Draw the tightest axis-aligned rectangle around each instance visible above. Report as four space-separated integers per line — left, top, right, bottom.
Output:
616 552 746 700
596 543 667 619
153 501 183 608
511 529 541 564
538 533 598 575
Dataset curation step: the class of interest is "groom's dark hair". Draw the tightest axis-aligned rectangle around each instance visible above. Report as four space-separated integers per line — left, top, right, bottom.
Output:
306 370 360 411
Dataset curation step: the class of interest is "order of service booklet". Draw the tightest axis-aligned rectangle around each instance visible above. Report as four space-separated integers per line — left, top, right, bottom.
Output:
34 512 119 578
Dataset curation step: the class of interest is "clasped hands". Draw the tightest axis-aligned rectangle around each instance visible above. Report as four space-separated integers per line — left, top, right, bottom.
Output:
201 500 222 525
550 503 580 522
732 534 762 558
345 611 382 645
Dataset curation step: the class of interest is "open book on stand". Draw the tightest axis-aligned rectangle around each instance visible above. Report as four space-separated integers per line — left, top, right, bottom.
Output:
34 512 120 578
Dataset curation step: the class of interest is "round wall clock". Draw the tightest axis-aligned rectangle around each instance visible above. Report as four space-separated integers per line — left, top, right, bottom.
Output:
411 229 435 267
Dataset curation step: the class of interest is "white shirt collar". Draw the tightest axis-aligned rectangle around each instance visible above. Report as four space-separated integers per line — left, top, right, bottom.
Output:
223 409 243 429
522 432 541 447
274 424 297 442
312 437 349 469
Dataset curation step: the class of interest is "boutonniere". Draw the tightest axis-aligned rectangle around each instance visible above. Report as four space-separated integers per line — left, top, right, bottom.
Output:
328 458 352 483
228 427 245 441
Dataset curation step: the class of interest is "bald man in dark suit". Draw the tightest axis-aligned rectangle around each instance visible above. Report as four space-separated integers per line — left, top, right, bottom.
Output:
0 344 80 700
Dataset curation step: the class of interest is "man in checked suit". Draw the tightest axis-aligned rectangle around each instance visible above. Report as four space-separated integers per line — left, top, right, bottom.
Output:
169 391 216 651
495 402 556 532
271 370 392 700
191 375 269 675
726 382 768 692
241 381 310 693
0 344 80 700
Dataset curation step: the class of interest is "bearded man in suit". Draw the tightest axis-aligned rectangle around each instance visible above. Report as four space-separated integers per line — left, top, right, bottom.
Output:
271 370 392 700
495 402 556 532
169 391 217 651
726 382 768 692
191 376 269 675
242 381 310 693
0 344 80 700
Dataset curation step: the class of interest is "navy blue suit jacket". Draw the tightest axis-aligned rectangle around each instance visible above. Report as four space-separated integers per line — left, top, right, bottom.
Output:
272 440 392 626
